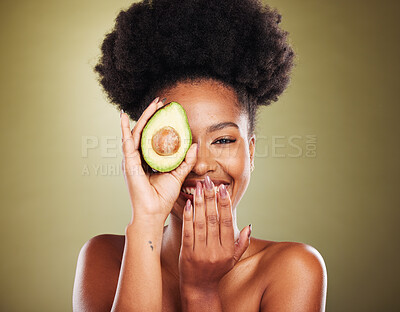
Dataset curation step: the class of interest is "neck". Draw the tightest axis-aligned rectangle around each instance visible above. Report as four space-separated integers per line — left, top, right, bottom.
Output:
160 207 241 282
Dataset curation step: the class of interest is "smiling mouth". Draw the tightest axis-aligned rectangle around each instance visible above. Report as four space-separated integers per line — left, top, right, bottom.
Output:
180 183 230 197
181 185 220 195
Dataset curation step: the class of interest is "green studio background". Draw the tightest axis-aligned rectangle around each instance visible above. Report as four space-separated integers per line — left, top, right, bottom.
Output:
0 0 399 311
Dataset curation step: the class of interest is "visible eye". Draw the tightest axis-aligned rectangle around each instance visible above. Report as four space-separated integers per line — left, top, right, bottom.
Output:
213 138 236 144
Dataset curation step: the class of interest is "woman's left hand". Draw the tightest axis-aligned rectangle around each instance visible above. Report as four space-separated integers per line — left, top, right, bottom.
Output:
178 176 252 292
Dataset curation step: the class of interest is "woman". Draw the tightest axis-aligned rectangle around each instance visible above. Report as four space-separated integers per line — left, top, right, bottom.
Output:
73 0 327 311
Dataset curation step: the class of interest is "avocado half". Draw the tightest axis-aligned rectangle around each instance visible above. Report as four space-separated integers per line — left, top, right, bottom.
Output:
141 102 192 172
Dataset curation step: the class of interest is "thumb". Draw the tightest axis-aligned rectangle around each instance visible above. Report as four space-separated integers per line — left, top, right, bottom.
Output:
170 143 198 185
233 224 252 263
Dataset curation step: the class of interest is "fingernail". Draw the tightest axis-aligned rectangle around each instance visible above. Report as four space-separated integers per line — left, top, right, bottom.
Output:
161 97 167 104
120 109 124 118
152 97 159 104
219 184 227 198
204 175 213 191
196 181 202 197
185 199 191 212
248 224 252 238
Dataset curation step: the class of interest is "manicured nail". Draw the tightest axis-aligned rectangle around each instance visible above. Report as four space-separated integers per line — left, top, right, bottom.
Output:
185 199 191 212
161 97 167 104
196 181 202 197
152 97 159 104
204 175 213 191
219 184 227 198
120 109 124 118
248 224 252 238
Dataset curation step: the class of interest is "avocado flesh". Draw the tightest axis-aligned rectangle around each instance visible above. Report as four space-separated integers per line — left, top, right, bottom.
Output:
141 102 192 172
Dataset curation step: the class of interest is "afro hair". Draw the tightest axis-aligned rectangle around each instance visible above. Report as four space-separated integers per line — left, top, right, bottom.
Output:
94 0 295 133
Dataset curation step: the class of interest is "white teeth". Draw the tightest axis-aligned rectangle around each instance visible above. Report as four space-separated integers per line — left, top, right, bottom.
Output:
182 187 196 195
181 185 226 195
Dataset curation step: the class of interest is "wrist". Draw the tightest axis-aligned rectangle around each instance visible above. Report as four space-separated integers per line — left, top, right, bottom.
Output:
125 217 165 237
180 283 220 299
180 284 221 310
128 213 166 228
125 218 165 254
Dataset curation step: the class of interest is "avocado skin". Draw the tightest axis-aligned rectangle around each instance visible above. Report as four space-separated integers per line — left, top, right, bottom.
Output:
140 102 192 172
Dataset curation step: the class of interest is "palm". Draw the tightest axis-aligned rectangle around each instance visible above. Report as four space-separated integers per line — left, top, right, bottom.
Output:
148 172 183 212
120 98 197 222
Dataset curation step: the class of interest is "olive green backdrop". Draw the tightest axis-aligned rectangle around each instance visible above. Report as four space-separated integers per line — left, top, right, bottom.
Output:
1 0 399 311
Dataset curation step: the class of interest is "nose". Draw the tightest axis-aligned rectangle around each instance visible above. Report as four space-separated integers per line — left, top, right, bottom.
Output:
191 141 217 176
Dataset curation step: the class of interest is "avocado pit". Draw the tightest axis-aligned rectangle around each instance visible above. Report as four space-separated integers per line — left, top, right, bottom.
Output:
141 101 191 172
151 126 181 156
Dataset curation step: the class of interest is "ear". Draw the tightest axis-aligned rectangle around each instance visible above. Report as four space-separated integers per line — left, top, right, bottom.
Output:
248 134 256 171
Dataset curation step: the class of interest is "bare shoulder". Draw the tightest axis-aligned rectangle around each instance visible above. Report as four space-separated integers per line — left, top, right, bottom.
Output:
73 234 125 311
257 240 327 312
79 234 125 260
261 241 326 274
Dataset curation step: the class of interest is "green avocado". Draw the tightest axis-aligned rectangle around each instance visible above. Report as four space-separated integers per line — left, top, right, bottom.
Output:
140 102 192 172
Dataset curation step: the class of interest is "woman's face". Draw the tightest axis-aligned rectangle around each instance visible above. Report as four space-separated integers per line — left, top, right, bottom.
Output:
159 79 255 219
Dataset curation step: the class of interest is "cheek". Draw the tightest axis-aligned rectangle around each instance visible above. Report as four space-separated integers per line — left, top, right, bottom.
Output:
221 141 250 174
228 152 247 177
215 141 251 202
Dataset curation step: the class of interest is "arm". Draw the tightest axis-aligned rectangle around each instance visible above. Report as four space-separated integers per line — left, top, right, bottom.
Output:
179 179 251 312
112 102 197 310
73 235 123 312
73 97 198 311
180 286 222 312
72 221 165 312
72 225 164 312
260 243 327 312
179 185 224 312
111 219 165 311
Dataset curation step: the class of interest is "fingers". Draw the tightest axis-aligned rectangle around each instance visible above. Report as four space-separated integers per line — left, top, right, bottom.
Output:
121 111 134 145
169 143 198 187
121 114 143 180
155 97 167 110
204 175 219 247
181 199 194 251
128 97 160 151
121 97 159 155
120 98 161 194
218 184 234 247
194 182 206 248
233 225 252 263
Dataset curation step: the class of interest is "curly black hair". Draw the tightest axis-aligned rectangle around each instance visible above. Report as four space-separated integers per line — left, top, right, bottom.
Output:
94 0 295 134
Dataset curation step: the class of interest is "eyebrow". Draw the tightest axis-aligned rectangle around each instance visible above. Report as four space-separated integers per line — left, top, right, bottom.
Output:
206 122 239 133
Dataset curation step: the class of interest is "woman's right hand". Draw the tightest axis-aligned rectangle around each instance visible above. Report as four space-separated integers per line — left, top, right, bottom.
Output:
120 97 198 225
